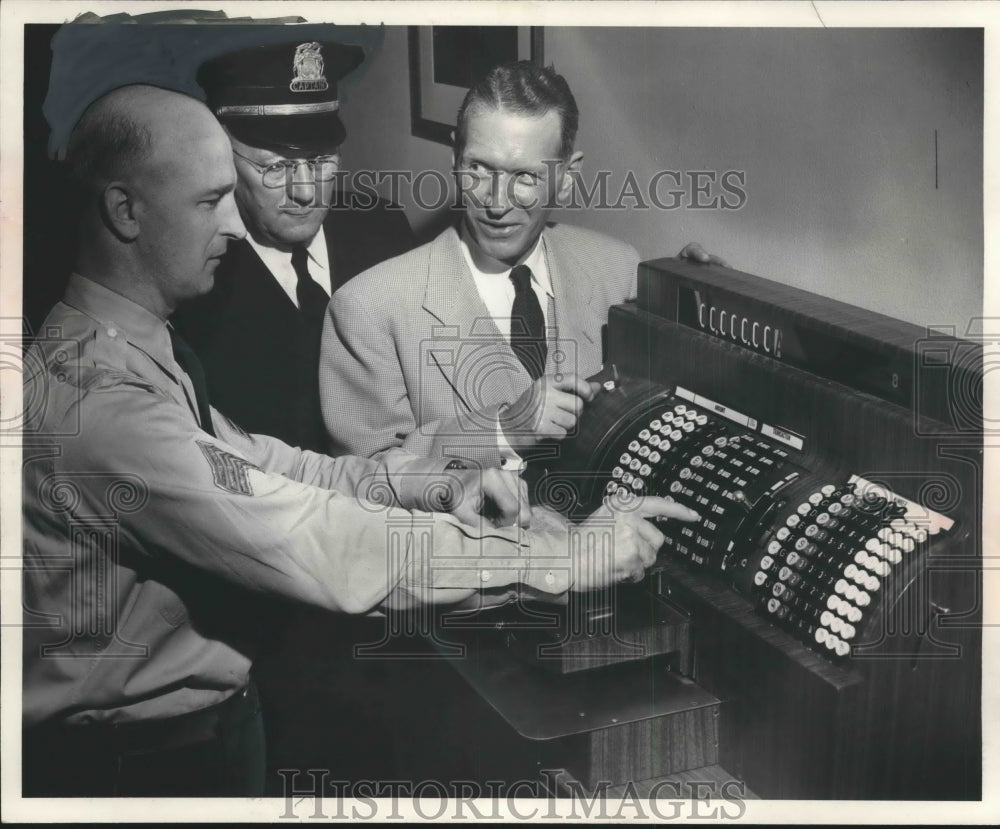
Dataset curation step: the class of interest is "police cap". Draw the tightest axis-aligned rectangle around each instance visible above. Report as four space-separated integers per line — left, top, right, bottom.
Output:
198 39 364 155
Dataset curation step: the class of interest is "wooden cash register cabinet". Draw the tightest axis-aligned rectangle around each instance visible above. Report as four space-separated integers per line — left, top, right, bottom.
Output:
435 259 982 800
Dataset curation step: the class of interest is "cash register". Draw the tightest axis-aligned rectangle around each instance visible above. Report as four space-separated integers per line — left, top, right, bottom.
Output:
431 257 982 800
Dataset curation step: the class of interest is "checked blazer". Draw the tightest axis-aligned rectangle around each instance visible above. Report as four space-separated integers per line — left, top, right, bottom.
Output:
319 222 640 466
172 195 415 453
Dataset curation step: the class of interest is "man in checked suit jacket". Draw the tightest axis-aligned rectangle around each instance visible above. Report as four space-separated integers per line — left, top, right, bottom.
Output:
323 219 636 466
172 39 415 455
321 61 713 469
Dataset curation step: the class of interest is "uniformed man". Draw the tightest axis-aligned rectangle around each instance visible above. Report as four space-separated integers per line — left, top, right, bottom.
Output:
171 39 416 455
166 38 419 787
21 84 697 797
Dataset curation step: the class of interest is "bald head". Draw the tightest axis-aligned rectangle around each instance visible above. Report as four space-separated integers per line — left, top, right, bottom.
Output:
66 84 245 318
67 85 224 193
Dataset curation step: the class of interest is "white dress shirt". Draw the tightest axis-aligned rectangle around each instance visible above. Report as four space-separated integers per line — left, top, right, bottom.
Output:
458 228 555 471
246 225 332 307
458 228 553 339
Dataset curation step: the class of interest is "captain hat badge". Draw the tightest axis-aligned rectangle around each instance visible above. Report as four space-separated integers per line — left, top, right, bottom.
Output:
290 42 329 92
198 38 364 153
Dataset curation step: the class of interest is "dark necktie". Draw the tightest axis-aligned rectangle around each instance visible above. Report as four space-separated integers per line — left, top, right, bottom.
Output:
509 264 547 380
291 245 331 328
169 329 216 437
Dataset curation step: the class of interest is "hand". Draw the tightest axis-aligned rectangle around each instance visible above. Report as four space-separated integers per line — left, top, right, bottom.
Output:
425 466 530 529
569 496 700 592
678 241 729 268
528 504 573 533
500 373 602 449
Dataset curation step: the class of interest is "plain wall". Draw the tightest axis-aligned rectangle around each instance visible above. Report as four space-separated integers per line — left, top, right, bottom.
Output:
341 27 983 331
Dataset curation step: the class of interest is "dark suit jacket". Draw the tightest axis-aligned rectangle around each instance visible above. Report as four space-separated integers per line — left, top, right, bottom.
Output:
172 194 415 453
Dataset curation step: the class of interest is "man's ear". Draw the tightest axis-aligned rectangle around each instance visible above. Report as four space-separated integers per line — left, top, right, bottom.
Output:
450 131 457 169
556 150 584 205
101 182 140 242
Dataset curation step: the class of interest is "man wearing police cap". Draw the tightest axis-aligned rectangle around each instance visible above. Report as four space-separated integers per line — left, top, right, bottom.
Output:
167 38 417 788
172 39 415 455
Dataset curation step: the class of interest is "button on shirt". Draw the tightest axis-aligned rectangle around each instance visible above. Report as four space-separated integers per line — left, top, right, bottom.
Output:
246 225 332 308
22 275 573 727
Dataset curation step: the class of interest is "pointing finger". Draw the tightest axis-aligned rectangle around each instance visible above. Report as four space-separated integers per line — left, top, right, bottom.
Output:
631 496 701 523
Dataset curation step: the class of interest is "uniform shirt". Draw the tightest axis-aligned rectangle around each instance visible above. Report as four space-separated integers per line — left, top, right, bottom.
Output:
246 224 332 308
22 274 573 727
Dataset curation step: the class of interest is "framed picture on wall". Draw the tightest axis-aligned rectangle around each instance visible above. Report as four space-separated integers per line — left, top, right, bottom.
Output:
408 26 544 146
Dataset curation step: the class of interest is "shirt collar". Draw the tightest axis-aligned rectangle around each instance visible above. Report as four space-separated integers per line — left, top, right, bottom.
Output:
458 226 553 298
305 224 329 271
245 224 329 275
63 273 174 362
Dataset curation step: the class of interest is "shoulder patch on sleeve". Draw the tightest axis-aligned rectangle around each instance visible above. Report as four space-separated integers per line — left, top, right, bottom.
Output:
196 440 260 496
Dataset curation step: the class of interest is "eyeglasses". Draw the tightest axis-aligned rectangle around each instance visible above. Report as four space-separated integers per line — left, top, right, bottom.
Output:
233 148 341 188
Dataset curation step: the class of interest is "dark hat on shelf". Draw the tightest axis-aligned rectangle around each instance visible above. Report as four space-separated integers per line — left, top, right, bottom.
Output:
197 39 365 155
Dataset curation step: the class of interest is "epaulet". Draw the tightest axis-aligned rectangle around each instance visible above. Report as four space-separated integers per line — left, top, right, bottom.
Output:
67 364 163 396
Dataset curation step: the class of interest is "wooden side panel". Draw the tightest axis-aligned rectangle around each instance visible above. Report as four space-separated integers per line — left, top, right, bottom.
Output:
660 564 854 798
550 703 720 790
